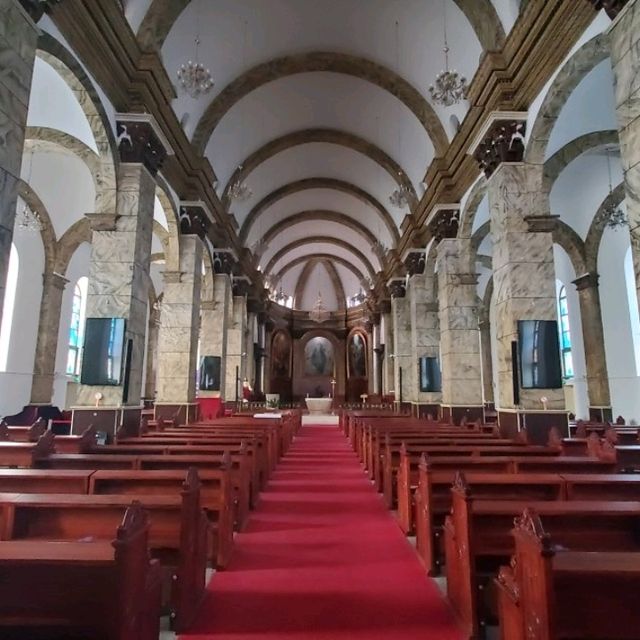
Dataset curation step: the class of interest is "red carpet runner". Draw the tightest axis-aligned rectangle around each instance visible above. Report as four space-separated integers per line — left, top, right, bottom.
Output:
180 424 462 639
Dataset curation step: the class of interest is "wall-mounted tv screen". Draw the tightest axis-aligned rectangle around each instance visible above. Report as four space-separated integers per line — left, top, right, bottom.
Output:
80 318 126 386
199 355 221 391
419 356 441 392
517 320 562 389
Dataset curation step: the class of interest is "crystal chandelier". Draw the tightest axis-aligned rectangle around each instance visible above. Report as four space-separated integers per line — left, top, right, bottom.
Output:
595 147 628 231
177 37 214 98
309 292 330 323
228 166 253 202
429 1 468 107
372 238 387 260
250 237 269 258
389 183 412 209
16 202 43 233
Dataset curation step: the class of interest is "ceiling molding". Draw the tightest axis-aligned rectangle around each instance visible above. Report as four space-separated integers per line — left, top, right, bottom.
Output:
248 210 378 249
222 128 418 210
322 259 347 310
293 258 347 311
191 51 448 156
275 253 365 286
264 236 377 279
240 177 400 246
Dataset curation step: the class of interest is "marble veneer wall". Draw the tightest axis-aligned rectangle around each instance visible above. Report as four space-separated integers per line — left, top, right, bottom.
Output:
436 238 484 411
155 235 202 404
0 0 38 327
391 293 413 404
224 295 247 401
76 164 155 407
409 273 441 405
488 163 564 410
610 1 640 313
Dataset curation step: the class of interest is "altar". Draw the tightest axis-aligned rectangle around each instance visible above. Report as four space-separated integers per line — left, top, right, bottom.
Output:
305 397 333 415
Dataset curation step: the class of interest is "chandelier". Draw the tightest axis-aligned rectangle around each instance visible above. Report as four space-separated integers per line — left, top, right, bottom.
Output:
309 292 330 323
595 147 628 231
272 286 289 305
177 37 214 98
250 237 269 258
228 166 253 202
389 183 412 209
429 0 468 107
16 202 43 233
372 239 387 260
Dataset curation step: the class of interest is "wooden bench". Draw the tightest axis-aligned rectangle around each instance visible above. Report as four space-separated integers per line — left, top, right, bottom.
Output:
445 478 640 639
0 417 47 442
0 431 55 468
0 502 162 640
495 508 640 640
0 469 92 494
0 470 208 632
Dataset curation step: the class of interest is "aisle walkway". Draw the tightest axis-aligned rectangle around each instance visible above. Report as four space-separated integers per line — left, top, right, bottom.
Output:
180 424 462 640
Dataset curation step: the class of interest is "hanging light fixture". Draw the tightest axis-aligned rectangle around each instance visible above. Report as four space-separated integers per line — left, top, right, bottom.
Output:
229 165 253 202
309 291 330 323
16 152 43 233
429 0 468 107
595 147 627 231
389 21 410 211
176 2 214 98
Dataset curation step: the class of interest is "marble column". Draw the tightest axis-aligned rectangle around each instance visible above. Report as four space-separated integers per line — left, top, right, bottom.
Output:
382 310 394 396
245 311 257 392
30 271 68 404
224 295 248 402
0 0 38 327
389 280 413 406
609 1 640 311
478 311 495 404
572 272 612 419
409 272 441 413
155 235 202 422
143 305 159 400
200 273 232 397
436 238 484 424
487 162 564 413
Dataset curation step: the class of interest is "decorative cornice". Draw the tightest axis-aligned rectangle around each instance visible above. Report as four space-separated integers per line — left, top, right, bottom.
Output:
524 214 560 233
179 202 211 240
572 271 600 291
404 251 426 277
19 0 60 22
115 116 170 176
85 212 119 231
213 251 236 276
471 113 527 177
388 279 406 299
588 0 631 20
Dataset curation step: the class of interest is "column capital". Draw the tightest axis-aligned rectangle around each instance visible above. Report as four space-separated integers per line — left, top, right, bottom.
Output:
179 202 212 240
162 270 183 285
524 214 560 233
213 250 236 275
42 271 69 290
587 0 631 19
426 204 460 243
19 0 60 22
470 111 527 178
85 212 119 231
573 271 600 291
403 250 426 277
388 279 406 299
115 113 174 176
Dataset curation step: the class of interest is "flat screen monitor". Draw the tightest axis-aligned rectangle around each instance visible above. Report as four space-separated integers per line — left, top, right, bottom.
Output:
517 320 562 389
199 355 221 391
80 317 126 386
419 356 441 392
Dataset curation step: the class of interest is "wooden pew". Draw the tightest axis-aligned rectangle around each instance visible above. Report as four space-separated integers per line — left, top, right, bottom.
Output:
0 469 92 494
89 467 233 568
444 476 640 639
0 469 208 632
0 431 55 468
495 508 640 640
38 453 140 470
53 426 96 453
0 417 47 442
0 502 162 640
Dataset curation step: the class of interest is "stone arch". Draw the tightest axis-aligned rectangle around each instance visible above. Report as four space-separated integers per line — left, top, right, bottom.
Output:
192 52 448 156
459 175 488 239
525 33 610 165
224 128 417 210
543 129 619 191
17 180 56 274
257 210 378 249
552 220 588 276
241 177 400 246
154 178 181 272
471 220 491 255
274 253 365 286
264 236 377 280
584 182 626 273
137 0 504 54
54 218 92 275
294 258 347 311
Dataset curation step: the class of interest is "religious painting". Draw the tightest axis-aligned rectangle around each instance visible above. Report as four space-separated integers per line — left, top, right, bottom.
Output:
271 330 291 379
304 337 334 377
348 332 367 378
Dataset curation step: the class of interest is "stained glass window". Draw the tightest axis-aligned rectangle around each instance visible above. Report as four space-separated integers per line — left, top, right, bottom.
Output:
558 286 573 379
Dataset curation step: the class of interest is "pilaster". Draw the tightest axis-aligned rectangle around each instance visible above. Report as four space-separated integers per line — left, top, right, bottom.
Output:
224 295 248 402
389 280 412 405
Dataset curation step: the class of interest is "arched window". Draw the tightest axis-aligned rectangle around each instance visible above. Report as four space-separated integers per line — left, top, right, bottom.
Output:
66 277 87 377
0 244 19 372
558 286 573 379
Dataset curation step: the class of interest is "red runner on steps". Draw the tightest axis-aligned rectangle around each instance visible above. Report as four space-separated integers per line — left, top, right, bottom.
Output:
180 423 462 640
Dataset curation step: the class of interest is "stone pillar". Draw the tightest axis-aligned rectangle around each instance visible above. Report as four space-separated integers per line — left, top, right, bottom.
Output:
143 305 159 400
72 115 171 436
382 309 394 397
609 1 640 311
225 295 248 403
245 311 257 392
436 238 484 424
30 271 68 404
573 272 612 420
155 235 202 424
409 271 441 416
0 1 38 327
389 279 412 408
478 310 495 403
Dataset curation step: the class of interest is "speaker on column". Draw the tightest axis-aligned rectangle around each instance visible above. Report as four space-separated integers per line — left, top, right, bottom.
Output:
511 340 520 406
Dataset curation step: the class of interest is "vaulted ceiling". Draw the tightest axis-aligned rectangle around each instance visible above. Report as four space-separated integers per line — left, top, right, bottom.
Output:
123 0 519 310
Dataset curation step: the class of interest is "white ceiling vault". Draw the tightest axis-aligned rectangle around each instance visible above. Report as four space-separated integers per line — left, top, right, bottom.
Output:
125 0 520 308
